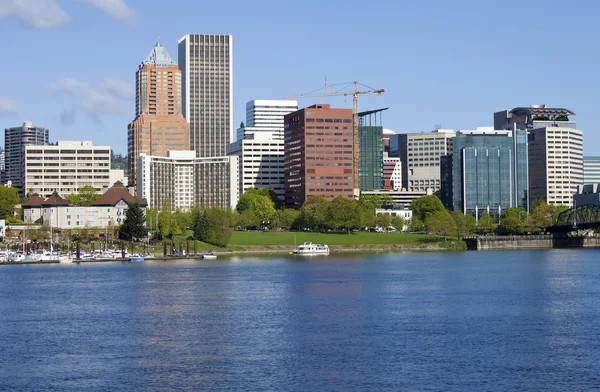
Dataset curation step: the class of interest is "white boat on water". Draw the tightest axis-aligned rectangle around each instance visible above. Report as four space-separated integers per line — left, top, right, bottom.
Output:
292 242 330 256
202 252 217 259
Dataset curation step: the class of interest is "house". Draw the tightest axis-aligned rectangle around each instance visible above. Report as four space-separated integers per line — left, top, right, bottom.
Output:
23 181 148 229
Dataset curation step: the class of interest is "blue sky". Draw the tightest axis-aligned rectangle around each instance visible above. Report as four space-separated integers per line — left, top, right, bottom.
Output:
0 0 598 155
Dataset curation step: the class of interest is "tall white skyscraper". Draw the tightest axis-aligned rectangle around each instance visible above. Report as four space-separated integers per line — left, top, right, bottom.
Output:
228 100 297 201
178 34 233 158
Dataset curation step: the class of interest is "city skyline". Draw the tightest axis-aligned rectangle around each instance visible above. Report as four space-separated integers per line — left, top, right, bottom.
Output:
1 0 599 155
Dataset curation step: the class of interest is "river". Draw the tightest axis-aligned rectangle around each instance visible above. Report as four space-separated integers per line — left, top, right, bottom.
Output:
1 250 600 391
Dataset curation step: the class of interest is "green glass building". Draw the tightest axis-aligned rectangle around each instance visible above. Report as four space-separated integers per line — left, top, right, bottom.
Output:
358 109 387 191
440 130 528 216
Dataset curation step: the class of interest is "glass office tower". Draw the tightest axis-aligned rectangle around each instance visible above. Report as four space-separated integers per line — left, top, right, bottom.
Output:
441 130 528 216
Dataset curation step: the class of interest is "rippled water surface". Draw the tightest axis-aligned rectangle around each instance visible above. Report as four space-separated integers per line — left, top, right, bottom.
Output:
2 250 600 391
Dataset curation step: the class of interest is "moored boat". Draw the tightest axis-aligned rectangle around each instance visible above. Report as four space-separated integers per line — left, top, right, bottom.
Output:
292 242 330 256
202 252 217 259
128 255 144 262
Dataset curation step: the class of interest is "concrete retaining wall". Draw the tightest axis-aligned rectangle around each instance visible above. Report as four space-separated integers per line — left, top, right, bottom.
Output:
464 235 600 251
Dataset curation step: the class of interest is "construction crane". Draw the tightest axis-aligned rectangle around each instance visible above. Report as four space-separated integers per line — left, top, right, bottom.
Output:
284 81 385 191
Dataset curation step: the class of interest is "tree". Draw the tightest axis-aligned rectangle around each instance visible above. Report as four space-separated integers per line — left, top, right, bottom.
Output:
390 216 405 232
357 197 376 229
409 217 426 232
497 215 524 235
240 121 245 129
326 196 360 232
236 188 277 226
477 212 495 234
464 214 476 234
299 195 329 231
119 203 146 240
237 209 260 229
171 210 191 236
376 213 392 229
191 207 211 241
277 208 300 230
0 186 20 219
410 195 445 222
65 185 99 206
425 210 457 237
205 208 235 247
450 210 468 237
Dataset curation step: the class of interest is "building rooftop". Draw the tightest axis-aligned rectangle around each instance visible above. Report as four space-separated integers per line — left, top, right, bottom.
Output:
510 105 575 118
41 192 70 207
93 181 147 207
22 193 44 207
142 42 176 68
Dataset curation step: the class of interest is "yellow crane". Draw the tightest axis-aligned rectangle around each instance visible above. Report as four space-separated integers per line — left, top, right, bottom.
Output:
284 81 385 191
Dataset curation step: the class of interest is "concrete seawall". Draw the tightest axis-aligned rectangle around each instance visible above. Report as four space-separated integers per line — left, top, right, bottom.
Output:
464 235 600 251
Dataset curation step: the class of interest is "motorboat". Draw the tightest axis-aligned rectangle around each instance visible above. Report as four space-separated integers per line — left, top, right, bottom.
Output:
128 254 144 262
292 242 330 256
202 252 217 259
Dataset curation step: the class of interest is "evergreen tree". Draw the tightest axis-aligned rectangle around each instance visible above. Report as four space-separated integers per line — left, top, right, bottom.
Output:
119 203 146 240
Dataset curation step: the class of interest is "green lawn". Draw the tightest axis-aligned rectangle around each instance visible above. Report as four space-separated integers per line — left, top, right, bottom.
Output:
229 231 443 246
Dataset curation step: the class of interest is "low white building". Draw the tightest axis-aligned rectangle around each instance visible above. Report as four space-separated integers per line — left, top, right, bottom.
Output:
24 141 111 198
375 204 412 231
137 151 239 210
22 181 147 229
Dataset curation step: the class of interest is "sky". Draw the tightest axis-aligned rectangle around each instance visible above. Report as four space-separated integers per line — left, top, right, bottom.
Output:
0 0 599 155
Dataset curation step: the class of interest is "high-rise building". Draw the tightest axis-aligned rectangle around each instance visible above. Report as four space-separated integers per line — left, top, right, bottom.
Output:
24 141 111 198
127 42 190 187
238 99 298 141
284 104 354 209
0 148 5 184
178 34 233 158
382 129 395 158
357 108 385 191
584 156 600 184
4 121 49 194
495 105 583 207
383 157 402 190
440 129 529 216
137 150 239 210
227 100 298 201
389 129 455 193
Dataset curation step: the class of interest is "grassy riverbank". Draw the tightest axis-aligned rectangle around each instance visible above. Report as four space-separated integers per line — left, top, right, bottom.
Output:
229 231 442 246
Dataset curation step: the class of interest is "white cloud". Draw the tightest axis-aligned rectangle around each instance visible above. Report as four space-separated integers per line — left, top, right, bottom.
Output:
49 77 133 126
79 0 135 24
101 78 135 100
0 96 19 115
0 0 69 29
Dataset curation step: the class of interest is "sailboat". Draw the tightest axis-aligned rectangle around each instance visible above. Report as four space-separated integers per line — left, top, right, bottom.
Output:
40 212 72 263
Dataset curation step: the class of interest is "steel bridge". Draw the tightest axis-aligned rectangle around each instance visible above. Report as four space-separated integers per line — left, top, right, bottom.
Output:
547 204 600 233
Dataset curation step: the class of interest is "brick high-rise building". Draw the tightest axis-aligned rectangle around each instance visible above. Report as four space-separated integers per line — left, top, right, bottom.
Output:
128 42 190 187
284 104 354 209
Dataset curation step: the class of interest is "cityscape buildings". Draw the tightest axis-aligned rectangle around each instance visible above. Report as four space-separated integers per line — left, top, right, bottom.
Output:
284 104 354 209
127 42 190 186
24 141 111 198
440 128 529 216
178 34 233 158
495 105 583 207
382 129 395 158
227 100 297 200
584 156 600 184
389 129 455 193
4 121 49 195
137 150 239 210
